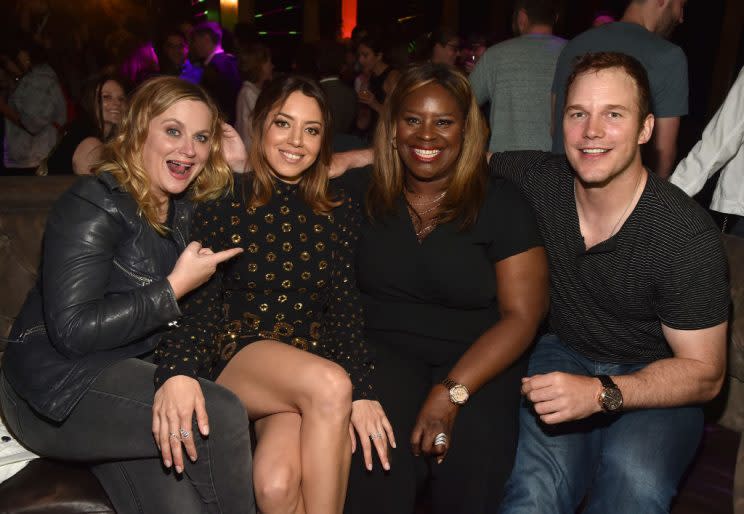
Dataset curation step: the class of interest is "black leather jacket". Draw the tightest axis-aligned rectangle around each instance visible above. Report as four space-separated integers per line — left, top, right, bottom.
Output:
2 172 192 422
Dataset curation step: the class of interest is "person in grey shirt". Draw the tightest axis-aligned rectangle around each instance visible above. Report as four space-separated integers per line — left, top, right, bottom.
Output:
470 0 565 153
551 0 688 178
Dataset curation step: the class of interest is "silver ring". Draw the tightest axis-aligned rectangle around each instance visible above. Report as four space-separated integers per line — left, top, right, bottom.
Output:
179 428 191 440
169 432 179 440
434 432 447 446
369 432 383 440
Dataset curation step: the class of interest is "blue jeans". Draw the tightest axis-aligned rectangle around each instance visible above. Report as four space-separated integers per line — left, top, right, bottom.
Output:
499 334 704 514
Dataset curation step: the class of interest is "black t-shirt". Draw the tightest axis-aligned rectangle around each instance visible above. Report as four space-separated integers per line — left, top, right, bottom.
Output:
350 170 543 364
489 151 730 363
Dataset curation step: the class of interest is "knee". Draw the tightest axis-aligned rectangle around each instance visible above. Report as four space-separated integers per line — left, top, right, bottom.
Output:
254 461 301 512
303 362 352 420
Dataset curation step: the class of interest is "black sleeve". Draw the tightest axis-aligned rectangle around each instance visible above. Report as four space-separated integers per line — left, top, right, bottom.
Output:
154 199 229 385
331 165 372 205
485 178 544 262
318 192 375 400
487 150 552 192
657 226 730 330
42 180 181 358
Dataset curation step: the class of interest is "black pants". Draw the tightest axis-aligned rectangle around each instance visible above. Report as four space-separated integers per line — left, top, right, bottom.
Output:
344 341 526 514
0 359 255 514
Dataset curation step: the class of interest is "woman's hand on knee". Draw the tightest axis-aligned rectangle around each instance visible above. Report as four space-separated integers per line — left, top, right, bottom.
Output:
350 399 396 471
152 375 209 473
410 387 458 464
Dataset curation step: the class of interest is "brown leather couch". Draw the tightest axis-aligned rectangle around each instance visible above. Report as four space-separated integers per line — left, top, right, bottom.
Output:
0 176 741 513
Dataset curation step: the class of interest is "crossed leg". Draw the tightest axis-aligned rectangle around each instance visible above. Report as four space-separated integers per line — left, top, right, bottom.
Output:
217 340 352 514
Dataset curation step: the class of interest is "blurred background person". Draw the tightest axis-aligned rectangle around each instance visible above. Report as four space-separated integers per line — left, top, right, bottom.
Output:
0 35 66 175
235 42 273 151
45 74 127 175
158 28 201 84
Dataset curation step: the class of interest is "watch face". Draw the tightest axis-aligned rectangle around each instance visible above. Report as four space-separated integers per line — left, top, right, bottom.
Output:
449 384 469 405
600 388 623 412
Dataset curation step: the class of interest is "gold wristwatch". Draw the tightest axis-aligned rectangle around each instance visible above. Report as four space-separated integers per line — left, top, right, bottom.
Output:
442 378 470 405
597 375 623 412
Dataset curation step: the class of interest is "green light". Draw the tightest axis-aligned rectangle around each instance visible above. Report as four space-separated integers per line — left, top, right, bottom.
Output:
258 31 268 35
202 10 208 14
255 13 263 18
289 31 298 35
285 5 293 10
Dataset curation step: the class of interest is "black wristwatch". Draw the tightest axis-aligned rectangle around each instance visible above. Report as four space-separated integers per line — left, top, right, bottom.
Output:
596 375 623 412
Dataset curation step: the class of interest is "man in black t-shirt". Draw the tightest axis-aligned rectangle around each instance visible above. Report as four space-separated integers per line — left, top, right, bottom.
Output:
493 52 729 514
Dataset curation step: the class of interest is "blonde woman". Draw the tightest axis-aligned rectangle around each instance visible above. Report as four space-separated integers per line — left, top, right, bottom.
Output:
0 77 254 514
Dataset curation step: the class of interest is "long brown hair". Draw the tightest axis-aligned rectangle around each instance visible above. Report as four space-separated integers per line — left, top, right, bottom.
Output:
98 76 232 234
247 75 339 213
368 62 488 229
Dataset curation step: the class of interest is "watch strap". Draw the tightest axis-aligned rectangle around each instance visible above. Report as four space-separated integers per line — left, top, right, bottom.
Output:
597 374 617 389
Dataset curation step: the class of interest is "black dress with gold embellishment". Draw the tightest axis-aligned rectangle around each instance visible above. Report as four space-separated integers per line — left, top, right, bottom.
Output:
154 174 373 399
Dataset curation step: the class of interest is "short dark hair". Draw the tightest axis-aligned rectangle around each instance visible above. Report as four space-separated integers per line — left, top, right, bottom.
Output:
238 43 270 83
566 52 651 124
514 0 559 26
315 40 346 78
193 21 222 45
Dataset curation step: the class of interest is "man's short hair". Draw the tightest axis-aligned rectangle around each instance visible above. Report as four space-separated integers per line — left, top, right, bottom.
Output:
514 0 559 26
565 52 652 124
193 21 222 46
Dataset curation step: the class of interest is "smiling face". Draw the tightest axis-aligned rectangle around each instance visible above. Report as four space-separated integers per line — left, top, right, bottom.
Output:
563 67 653 187
396 83 464 187
141 99 213 203
100 80 126 127
262 91 323 183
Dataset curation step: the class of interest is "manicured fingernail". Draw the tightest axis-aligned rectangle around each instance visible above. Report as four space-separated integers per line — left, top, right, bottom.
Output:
366 464 372 471
383 462 390 471
391 441 397 448
175 465 183 473
202 424 210 436
437 457 444 465
164 460 171 468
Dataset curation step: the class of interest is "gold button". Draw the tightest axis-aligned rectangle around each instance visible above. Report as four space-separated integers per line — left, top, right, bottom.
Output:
266 252 277 262
265 213 274 223
298 214 307 223
294 302 303 310
318 260 328 270
266 273 276 281
281 280 292 289
278 294 288 303
300 251 310 261
282 242 292 252
314 224 323 233
283 261 294 271
282 222 292 233
231 234 242 244
266 233 276 243
231 215 240 226
248 263 258 272
259 303 269 312
280 205 290 215
315 242 326 252
299 233 308 242
248 224 258 233
301 271 311 280
248 243 259 253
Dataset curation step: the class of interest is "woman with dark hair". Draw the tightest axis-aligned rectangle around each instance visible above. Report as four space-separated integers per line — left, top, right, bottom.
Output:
156 74 389 514
0 76 255 514
356 34 399 115
335 63 549 513
45 74 127 174
235 43 273 150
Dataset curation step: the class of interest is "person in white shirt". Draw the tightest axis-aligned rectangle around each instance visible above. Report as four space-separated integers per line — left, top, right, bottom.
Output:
671 66 744 236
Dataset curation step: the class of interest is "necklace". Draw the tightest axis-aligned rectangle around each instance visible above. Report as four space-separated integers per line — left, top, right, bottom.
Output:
405 190 446 242
405 190 446 206
574 171 643 241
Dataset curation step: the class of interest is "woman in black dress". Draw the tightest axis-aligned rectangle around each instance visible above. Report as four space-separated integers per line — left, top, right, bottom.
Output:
340 63 550 513
155 75 391 514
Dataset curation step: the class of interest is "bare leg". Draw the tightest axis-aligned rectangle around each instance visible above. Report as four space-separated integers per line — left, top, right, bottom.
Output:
253 413 306 514
217 340 351 514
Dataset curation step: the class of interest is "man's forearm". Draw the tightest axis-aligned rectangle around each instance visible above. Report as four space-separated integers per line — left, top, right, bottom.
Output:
613 355 724 409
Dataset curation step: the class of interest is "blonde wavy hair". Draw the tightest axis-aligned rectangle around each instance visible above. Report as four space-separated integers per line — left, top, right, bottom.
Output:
246 75 339 213
368 63 488 229
97 76 233 234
